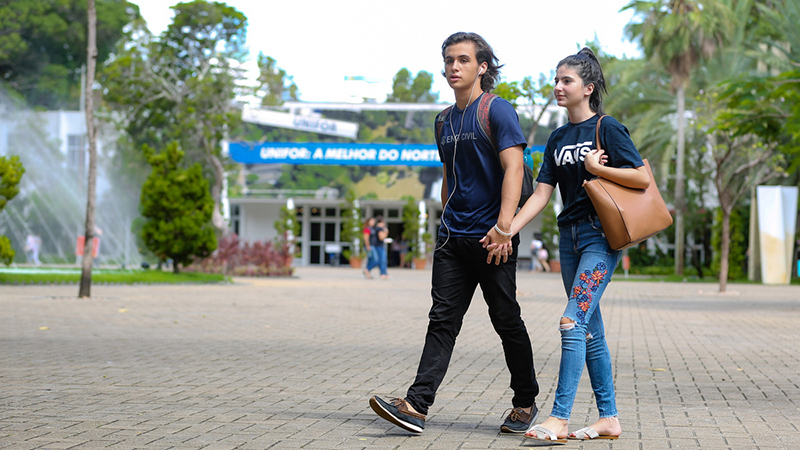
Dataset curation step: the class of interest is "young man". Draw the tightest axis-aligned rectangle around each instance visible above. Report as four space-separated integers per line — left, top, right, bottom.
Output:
369 31 539 434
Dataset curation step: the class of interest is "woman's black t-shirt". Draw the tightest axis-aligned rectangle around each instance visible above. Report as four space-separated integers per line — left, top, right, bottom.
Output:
536 114 643 227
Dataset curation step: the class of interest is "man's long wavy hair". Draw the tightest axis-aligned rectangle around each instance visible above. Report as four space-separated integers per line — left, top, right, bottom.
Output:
441 32 503 93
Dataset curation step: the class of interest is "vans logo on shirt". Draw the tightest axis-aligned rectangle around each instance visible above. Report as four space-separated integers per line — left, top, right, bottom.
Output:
554 141 593 166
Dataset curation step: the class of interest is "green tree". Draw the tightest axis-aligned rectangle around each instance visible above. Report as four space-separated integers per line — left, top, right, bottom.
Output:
624 0 732 275
401 196 431 262
255 54 299 107
383 68 438 144
101 0 248 235
0 155 25 265
0 0 137 109
697 91 784 291
387 68 437 103
339 189 364 260
140 142 217 273
496 74 555 146
711 206 747 281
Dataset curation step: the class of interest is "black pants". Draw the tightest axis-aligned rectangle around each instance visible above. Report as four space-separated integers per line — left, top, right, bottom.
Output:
406 235 539 415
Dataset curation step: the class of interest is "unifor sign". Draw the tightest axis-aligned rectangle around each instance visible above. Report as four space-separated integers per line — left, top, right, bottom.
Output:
241 107 359 140
228 142 442 167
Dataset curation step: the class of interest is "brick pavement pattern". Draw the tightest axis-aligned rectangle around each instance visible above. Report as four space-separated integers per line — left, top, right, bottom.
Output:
1 267 799 449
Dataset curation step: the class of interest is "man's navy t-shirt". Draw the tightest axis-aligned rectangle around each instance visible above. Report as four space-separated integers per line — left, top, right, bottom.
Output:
436 93 527 237
536 114 643 227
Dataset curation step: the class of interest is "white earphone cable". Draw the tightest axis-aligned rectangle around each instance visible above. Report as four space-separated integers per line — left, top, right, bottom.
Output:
435 68 483 252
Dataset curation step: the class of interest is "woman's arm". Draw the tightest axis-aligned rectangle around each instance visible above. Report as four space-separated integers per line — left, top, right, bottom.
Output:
585 149 650 189
362 230 371 252
512 182 554 232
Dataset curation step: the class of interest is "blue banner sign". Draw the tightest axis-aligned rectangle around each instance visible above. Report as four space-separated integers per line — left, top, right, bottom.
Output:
229 141 545 167
229 142 442 166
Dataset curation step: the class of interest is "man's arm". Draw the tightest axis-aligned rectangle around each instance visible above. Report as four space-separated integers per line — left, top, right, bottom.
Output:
440 164 449 209
481 145 525 265
495 145 525 233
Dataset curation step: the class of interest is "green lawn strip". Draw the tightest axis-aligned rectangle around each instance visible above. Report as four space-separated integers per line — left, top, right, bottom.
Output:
0 270 228 285
624 274 800 285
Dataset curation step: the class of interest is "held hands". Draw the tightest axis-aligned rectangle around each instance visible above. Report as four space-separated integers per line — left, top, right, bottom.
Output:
480 225 513 265
584 149 608 176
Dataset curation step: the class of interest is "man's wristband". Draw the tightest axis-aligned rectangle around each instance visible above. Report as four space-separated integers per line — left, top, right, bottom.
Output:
493 224 513 237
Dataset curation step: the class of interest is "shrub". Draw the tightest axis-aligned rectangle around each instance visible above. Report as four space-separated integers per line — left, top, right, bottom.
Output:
186 234 293 277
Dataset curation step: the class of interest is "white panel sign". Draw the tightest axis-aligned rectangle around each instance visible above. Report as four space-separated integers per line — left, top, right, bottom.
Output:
757 186 798 285
242 107 359 139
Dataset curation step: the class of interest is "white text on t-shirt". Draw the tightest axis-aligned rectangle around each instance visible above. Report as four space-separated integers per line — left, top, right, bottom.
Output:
554 141 593 166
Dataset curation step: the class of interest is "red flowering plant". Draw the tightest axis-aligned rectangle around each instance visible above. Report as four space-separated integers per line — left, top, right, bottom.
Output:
186 234 294 277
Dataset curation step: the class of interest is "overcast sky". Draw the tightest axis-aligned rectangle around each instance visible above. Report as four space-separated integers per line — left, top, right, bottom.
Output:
135 0 642 103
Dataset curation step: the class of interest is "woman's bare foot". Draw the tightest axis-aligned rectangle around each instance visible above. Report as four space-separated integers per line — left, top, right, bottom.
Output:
569 416 622 438
525 416 569 439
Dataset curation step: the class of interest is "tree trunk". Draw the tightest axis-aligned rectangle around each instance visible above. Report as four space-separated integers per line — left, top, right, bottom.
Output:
674 84 686 276
204 148 227 236
718 207 731 293
747 186 760 282
78 0 98 298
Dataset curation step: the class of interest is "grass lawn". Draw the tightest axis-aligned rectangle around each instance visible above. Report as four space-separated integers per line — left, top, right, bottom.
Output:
0 267 228 285
626 273 800 285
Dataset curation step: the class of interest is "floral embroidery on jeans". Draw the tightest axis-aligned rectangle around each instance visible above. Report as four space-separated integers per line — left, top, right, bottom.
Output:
570 262 607 323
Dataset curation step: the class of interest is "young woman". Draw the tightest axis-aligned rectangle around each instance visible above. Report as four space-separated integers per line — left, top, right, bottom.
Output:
485 48 649 443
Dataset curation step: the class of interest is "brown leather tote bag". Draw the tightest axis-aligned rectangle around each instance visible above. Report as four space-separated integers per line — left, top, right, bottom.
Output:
583 116 673 250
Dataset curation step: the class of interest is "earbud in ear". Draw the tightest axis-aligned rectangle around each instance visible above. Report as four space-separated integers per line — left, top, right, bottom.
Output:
479 67 484 75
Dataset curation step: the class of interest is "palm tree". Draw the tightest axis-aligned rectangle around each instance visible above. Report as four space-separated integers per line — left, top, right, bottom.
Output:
624 0 731 275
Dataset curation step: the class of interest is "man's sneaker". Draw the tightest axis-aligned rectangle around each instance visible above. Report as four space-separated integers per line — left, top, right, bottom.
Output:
500 404 539 433
369 396 426 433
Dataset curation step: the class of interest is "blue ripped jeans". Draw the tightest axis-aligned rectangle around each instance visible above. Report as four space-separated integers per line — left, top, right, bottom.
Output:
551 215 622 421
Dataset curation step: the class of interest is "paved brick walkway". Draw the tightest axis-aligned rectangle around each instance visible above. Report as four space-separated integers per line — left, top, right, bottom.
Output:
1 267 798 449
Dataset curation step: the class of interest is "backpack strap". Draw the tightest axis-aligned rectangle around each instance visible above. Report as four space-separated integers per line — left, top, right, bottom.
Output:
434 105 453 146
436 93 497 147
476 93 498 149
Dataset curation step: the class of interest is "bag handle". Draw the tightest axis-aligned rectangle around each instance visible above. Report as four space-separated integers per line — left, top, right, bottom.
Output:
595 114 607 152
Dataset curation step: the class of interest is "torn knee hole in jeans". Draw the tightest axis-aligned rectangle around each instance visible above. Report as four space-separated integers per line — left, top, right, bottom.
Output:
559 317 575 331
559 317 592 340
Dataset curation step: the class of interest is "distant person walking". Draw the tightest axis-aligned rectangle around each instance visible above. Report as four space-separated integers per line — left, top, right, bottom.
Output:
25 233 41 265
537 242 550 273
530 234 544 271
372 217 389 279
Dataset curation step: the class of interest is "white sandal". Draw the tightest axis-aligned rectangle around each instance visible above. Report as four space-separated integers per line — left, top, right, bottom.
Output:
569 426 620 440
525 424 567 444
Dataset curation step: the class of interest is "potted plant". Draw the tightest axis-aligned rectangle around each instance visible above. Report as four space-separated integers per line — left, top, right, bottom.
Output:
340 189 366 268
273 202 301 265
401 197 433 269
